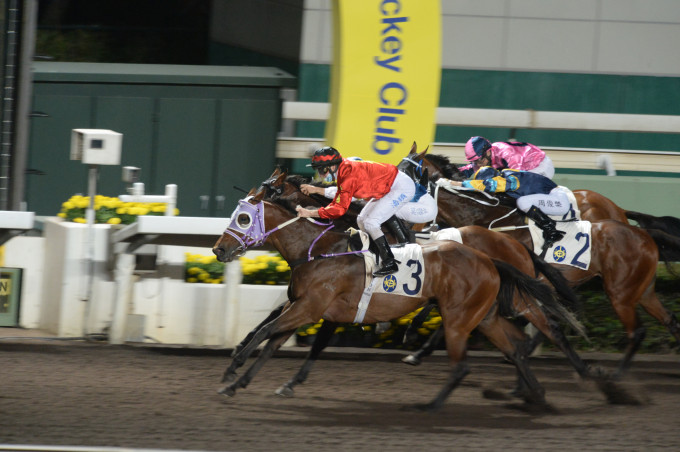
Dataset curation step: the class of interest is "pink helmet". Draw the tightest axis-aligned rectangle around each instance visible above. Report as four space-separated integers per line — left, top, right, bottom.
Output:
464 136 492 162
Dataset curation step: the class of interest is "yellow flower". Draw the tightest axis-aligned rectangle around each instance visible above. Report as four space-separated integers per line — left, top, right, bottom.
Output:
73 217 86 223
107 217 122 225
187 277 198 283
62 201 75 210
57 213 66 218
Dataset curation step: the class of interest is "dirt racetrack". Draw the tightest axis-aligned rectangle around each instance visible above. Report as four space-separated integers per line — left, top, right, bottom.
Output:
1 338 679 452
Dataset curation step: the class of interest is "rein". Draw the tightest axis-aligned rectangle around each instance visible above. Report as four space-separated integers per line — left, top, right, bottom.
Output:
225 199 368 263
435 178 501 207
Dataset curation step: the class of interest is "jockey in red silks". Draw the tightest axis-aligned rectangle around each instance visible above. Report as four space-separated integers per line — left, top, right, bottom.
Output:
459 136 555 179
296 146 433 276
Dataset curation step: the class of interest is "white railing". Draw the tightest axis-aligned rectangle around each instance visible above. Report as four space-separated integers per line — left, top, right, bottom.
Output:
277 102 680 174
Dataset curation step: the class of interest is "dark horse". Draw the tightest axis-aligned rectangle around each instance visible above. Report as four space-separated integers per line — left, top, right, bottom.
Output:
398 146 680 378
247 169 632 401
404 143 680 265
212 188 576 411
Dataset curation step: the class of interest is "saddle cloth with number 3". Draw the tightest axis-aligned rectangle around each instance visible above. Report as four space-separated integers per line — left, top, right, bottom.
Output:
348 228 425 298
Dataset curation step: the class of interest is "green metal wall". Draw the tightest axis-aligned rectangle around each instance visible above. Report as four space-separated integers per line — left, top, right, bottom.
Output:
294 63 680 173
27 63 295 217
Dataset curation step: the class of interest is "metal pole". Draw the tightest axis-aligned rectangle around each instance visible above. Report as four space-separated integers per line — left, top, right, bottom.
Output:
11 0 38 210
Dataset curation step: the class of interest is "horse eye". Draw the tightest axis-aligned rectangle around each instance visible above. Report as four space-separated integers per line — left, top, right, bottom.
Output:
237 213 252 228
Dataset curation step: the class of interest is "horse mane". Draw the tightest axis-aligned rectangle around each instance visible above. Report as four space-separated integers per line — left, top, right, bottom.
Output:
425 154 465 181
270 196 299 215
285 174 365 215
285 174 310 188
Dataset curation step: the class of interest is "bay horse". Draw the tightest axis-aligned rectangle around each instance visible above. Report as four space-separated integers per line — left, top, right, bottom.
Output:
403 143 680 265
212 188 574 411
250 169 631 401
398 148 680 377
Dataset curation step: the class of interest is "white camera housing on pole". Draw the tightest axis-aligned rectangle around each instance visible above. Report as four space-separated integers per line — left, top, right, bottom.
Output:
70 129 122 166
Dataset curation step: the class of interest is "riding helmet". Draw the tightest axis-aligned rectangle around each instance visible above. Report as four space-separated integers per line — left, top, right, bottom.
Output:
464 136 492 162
307 146 343 169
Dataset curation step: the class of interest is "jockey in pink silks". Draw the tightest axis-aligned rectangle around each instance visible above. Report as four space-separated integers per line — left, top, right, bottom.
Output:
459 136 555 179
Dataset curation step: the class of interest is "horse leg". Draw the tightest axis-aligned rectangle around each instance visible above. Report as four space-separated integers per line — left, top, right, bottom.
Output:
275 320 338 397
415 331 470 411
403 302 437 346
604 286 649 379
402 325 444 366
520 306 591 378
219 330 294 397
637 283 680 346
230 302 287 358
476 315 547 407
222 307 289 383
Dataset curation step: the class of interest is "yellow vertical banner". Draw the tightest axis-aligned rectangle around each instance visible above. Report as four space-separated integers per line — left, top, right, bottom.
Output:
326 0 441 164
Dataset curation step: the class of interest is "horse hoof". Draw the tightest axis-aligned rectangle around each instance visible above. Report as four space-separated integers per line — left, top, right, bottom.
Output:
402 355 421 366
275 385 294 398
218 386 236 397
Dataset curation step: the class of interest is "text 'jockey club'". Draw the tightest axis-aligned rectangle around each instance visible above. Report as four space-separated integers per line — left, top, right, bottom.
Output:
373 1 409 156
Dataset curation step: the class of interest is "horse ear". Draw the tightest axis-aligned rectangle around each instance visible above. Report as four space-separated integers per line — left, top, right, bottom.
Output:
409 141 417 155
274 171 287 186
269 167 281 178
419 145 430 158
247 187 257 197
253 188 265 202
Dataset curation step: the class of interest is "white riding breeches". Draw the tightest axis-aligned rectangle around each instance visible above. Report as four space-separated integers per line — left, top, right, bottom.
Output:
397 192 437 224
517 186 571 216
529 155 555 179
357 171 416 240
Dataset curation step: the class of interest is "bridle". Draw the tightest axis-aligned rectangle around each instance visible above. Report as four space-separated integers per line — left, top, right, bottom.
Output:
223 196 368 262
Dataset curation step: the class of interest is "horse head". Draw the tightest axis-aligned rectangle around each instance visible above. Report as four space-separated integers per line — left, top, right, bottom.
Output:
397 141 430 184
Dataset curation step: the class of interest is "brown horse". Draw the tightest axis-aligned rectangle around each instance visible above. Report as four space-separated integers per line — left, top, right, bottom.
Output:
212 188 573 411
401 143 680 265
398 149 680 377
252 170 631 401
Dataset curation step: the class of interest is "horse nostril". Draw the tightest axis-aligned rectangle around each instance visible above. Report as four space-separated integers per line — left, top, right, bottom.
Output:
213 247 223 258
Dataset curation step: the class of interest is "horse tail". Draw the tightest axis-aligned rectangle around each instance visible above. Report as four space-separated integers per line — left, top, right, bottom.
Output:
523 244 580 312
626 210 680 238
644 228 680 277
492 259 587 339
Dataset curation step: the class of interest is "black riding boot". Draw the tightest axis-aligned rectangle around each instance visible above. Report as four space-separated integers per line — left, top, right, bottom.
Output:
385 215 411 245
525 205 565 248
373 235 400 276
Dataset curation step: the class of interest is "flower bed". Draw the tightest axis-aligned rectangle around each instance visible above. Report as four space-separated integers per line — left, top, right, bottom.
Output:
57 194 179 224
184 252 291 284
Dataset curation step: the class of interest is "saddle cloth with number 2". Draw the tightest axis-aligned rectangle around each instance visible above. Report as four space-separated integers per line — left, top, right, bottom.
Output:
528 219 592 270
